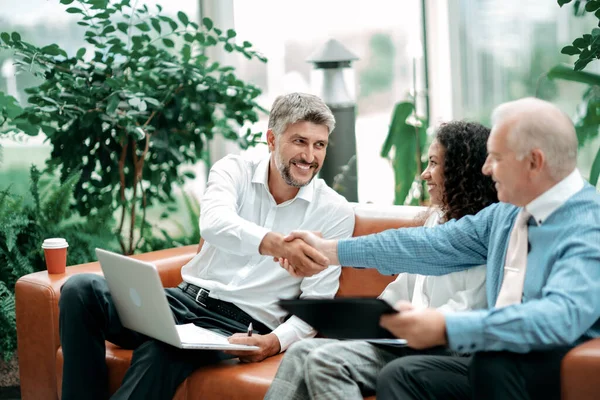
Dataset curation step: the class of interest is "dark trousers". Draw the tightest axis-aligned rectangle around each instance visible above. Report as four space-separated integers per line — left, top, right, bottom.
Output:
58 273 265 400
376 347 573 400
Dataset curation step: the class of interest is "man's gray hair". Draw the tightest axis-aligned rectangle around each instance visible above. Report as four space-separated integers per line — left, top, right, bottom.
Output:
268 92 335 136
491 97 578 180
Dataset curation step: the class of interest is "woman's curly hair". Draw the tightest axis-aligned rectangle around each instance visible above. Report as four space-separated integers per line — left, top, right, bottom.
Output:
435 121 498 222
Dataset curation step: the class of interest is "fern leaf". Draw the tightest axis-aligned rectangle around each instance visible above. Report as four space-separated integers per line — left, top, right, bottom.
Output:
41 169 81 224
0 281 17 360
29 164 42 218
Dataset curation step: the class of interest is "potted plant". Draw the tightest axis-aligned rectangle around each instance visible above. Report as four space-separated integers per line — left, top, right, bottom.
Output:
0 0 267 255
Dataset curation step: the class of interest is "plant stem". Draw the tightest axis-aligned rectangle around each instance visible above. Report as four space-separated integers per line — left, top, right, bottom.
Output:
128 140 139 255
126 0 140 51
134 178 147 250
117 137 128 253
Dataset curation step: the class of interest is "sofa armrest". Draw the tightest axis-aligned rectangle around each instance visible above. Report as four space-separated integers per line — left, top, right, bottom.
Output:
15 245 197 400
561 337 600 400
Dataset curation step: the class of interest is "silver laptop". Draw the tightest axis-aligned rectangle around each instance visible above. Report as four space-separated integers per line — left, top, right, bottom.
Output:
95 248 258 351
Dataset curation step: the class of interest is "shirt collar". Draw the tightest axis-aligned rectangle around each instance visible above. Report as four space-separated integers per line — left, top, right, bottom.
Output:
251 155 315 203
525 169 584 225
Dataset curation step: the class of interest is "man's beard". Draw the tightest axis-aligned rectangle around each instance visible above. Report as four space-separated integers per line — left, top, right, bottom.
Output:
275 153 319 188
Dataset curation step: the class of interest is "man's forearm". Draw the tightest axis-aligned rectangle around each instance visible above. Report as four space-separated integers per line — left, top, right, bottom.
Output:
321 239 340 265
258 231 285 258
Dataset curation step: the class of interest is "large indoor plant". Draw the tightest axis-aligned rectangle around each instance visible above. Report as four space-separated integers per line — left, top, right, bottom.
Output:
0 0 266 255
380 100 428 205
550 0 600 186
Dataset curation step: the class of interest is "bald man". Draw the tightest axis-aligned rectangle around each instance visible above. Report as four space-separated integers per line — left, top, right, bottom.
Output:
278 98 600 400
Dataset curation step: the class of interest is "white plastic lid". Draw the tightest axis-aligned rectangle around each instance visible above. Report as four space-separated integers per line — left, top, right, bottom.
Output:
42 238 69 249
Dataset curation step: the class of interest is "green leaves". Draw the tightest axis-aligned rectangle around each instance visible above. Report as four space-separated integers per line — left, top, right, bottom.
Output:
547 64 600 185
0 92 24 121
557 2 600 71
41 44 62 56
585 0 600 11
102 25 116 35
65 7 83 14
158 15 178 31
558 0 572 5
135 22 150 32
177 11 189 26
590 148 600 186
106 94 120 114
1 0 267 256
206 35 217 46
151 18 162 34
0 165 117 359
202 17 213 30
561 46 581 55
117 22 129 33
381 101 428 205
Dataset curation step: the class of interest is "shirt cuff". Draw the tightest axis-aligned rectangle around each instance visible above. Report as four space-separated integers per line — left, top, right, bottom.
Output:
337 237 369 268
445 310 487 353
271 321 316 352
242 224 271 255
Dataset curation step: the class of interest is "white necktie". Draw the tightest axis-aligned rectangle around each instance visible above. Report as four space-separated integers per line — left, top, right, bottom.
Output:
495 209 531 308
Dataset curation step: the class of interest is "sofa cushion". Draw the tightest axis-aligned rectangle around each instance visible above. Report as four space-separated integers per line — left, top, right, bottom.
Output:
57 343 377 399
57 343 285 400
173 353 284 400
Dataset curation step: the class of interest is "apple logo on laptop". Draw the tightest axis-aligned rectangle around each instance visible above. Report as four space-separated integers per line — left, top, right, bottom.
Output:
129 288 142 307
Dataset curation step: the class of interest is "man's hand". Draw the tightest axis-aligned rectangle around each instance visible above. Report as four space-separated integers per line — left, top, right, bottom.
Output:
278 231 340 277
380 301 448 349
225 333 281 363
273 231 323 263
259 232 329 276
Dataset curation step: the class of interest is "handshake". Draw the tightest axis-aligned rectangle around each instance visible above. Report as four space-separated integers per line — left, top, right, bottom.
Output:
259 231 340 277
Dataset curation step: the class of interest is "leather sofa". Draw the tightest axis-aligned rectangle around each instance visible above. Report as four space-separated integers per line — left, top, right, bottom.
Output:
14 204 600 400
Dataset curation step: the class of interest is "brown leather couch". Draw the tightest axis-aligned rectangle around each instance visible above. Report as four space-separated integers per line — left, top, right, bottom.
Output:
15 205 600 400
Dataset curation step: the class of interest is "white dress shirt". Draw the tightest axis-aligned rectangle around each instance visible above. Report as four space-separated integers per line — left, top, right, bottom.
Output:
379 209 488 313
181 154 355 351
525 168 584 225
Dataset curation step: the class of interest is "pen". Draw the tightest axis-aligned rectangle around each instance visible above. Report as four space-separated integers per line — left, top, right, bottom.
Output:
247 322 253 337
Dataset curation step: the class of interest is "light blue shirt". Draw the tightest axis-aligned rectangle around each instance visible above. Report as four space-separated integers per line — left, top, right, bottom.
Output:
338 170 600 353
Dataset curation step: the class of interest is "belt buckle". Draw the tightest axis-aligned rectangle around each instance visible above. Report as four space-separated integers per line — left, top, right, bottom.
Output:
195 287 209 307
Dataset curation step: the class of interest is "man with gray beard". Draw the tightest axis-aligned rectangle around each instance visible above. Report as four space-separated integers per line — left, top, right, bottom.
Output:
58 92 354 400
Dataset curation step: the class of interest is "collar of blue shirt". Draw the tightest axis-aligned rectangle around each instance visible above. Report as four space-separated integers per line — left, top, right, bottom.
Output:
525 168 584 226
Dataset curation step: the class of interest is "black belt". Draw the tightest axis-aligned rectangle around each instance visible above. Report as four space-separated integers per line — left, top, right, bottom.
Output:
177 282 268 333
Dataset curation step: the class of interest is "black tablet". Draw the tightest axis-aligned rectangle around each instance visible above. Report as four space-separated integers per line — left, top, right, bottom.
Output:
278 298 399 339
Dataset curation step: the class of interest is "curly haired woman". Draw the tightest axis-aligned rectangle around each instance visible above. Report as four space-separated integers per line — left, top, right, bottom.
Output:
264 121 498 400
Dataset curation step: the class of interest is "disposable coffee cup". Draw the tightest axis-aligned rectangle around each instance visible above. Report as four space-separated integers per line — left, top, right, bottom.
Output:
42 238 69 274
